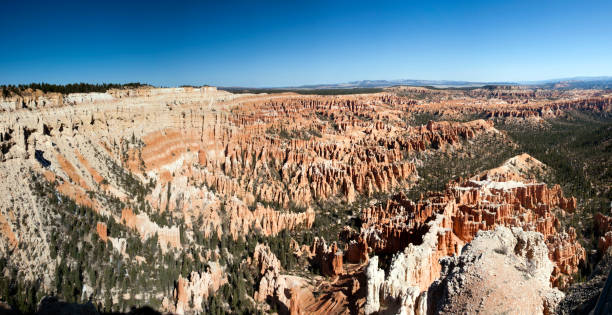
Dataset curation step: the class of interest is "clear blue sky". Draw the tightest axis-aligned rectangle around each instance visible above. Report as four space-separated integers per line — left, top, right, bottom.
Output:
1 0 611 87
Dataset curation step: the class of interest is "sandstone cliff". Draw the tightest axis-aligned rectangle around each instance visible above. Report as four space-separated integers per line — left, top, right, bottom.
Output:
169 262 227 314
0 85 605 314
355 154 585 314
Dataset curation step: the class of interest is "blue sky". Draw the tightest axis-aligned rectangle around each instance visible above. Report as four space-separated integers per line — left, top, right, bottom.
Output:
1 0 611 87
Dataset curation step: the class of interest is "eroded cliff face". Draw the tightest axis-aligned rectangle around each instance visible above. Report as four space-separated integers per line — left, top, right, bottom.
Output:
120 208 180 252
0 87 260 308
0 86 606 314
595 212 612 252
359 154 585 314
248 154 590 315
165 262 227 315
387 85 612 123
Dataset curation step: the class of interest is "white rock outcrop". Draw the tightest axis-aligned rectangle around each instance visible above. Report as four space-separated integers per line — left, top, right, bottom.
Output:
428 226 564 315
364 256 385 315
365 210 450 315
366 225 564 315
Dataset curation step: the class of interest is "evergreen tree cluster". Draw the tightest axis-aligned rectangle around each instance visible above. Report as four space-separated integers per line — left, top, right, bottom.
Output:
0 82 148 96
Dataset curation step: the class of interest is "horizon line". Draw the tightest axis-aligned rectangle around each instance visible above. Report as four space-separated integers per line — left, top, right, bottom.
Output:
2 75 612 90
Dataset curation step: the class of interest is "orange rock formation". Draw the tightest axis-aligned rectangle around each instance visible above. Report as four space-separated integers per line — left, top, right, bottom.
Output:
355 155 585 292
96 222 108 242
595 212 612 252
0 85 607 313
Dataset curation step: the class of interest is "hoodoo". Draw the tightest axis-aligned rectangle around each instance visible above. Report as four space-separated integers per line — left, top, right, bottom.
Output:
0 83 610 314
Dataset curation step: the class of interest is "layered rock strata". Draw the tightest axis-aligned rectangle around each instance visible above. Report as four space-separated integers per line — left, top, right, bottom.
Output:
0 86 605 313
359 155 585 313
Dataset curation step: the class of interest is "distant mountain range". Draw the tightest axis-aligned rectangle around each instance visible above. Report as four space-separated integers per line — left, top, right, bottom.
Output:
294 79 515 89
521 76 612 84
282 76 612 90
520 76 612 90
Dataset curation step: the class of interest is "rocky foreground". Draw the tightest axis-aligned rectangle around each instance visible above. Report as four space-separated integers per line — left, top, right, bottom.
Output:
0 85 610 314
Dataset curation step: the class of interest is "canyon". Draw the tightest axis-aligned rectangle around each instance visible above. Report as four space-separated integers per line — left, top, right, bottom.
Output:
0 85 610 314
